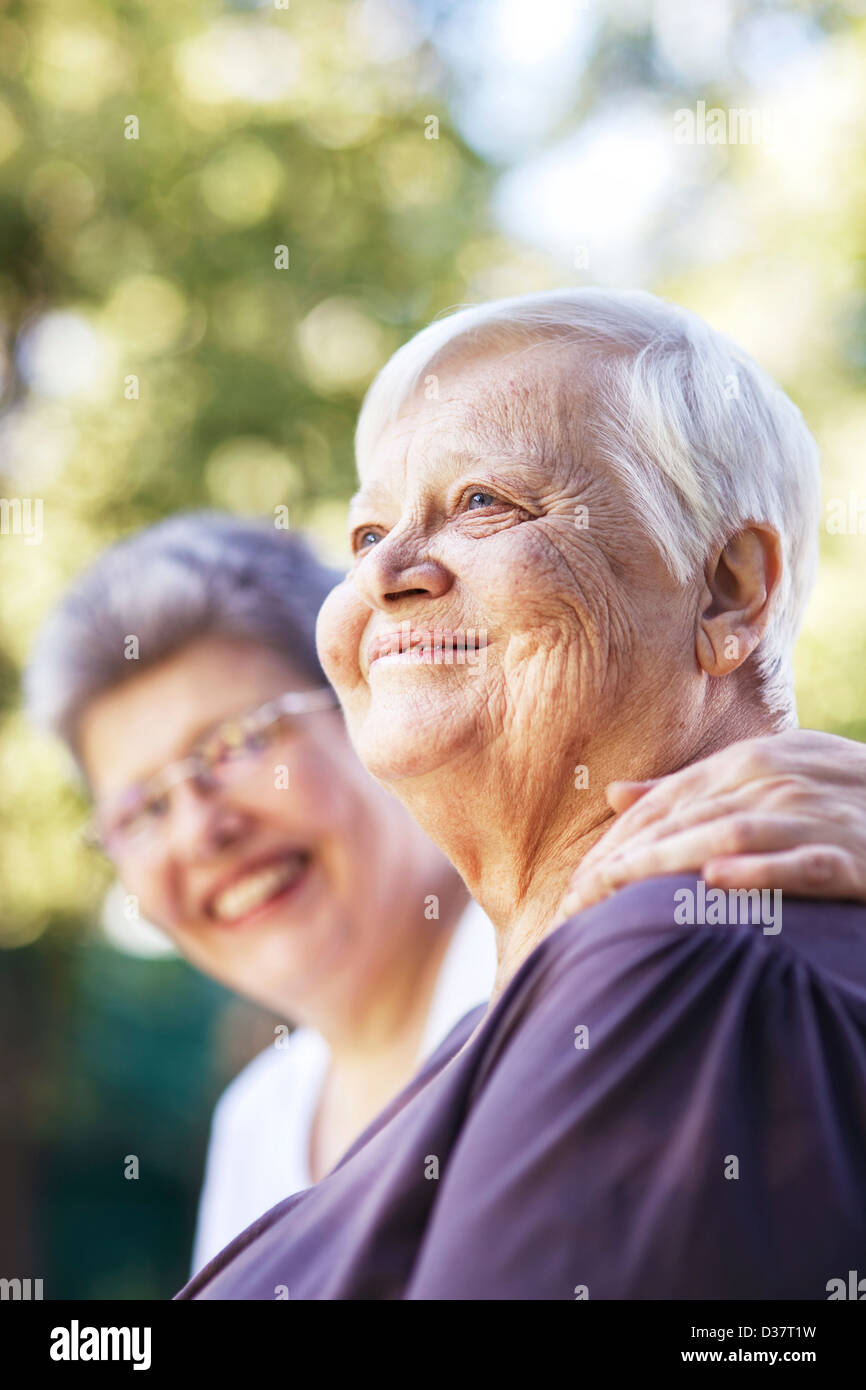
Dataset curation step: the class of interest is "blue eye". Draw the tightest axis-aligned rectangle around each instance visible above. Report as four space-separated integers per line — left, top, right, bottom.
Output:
352 528 382 554
466 490 496 509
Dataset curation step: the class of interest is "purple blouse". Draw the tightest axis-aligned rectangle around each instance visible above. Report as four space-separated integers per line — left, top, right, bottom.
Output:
176 876 866 1300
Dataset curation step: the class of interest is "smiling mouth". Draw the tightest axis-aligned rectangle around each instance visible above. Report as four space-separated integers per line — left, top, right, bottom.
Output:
207 852 312 926
368 628 488 669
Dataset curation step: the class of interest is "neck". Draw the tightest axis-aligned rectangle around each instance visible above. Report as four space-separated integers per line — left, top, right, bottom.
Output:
303 871 468 1182
317 867 468 1064
389 694 785 1001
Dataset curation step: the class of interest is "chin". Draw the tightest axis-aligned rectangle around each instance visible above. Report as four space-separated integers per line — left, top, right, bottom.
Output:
355 700 478 785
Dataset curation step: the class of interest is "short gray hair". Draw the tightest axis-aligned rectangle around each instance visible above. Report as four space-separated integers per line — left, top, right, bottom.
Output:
26 511 342 755
355 288 821 718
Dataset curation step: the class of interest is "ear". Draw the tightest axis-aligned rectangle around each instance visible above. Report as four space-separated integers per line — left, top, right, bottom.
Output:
695 525 783 677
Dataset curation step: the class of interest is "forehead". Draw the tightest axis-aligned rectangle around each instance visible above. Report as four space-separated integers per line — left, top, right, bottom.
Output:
356 341 592 494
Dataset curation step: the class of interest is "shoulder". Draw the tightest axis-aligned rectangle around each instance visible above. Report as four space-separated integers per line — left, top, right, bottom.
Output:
468 874 866 1115
407 877 866 1296
538 873 866 1003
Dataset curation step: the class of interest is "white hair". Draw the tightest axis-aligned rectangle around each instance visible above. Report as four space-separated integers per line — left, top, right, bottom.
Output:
355 288 821 718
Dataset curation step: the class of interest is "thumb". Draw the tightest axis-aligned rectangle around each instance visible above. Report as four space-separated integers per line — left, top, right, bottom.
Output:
605 779 656 813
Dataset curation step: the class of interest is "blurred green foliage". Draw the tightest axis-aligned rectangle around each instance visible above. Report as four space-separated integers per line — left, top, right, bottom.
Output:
0 0 495 947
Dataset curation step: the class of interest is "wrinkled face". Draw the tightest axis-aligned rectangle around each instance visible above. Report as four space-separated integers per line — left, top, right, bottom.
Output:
316 343 694 792
78 637 433 1017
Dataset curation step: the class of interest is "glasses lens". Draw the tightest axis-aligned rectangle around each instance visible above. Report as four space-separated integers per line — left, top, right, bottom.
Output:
200 715 285 785
89 696 314 855
98 787 170 855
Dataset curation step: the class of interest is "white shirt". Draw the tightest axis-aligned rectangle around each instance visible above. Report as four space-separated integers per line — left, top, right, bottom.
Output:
190 901 497 1273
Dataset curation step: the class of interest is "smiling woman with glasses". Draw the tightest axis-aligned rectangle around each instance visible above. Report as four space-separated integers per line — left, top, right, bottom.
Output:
27 512 498 1273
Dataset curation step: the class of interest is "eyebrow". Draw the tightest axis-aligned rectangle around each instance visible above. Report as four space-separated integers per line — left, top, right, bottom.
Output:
349 479 392 514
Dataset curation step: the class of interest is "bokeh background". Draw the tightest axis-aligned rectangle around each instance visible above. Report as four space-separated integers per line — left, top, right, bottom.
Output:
1 0 864 1298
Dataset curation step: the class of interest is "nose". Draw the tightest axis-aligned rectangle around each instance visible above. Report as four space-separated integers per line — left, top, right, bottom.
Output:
166 780 250 861
353 526 453 613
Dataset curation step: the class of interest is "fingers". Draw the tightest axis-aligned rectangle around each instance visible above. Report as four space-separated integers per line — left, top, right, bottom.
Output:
578 744 770 876
580 732 862 883
586 783 843 874
605 780 655 813
603 730 864 843
767 729 866 786
559 843 863 924
577 781 678 870
569 814 826 911
589 747 761 855
566 729 866 915
576 787 759 883
704 845 863 899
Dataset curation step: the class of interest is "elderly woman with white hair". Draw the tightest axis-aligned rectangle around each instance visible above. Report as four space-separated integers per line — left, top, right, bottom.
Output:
175 288 866 1301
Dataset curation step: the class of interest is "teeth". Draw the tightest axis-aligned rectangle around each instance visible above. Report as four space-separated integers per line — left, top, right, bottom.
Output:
212 856 306 921
387 634 481 658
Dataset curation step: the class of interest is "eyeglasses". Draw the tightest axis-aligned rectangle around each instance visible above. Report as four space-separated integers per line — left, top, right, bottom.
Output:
86 687 339 859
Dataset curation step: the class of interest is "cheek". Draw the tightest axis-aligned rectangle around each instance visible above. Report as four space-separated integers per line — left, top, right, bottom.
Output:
316 582 367 693
488 531 635 694
260 759 343 834
282 736 368 834
475 528 597 641
121 861 179 934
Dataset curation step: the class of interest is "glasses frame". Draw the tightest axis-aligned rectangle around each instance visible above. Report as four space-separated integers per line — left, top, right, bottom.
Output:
84 686 339 856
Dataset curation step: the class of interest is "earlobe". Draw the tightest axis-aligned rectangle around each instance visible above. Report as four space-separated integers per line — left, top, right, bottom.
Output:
696 526 783 678
696 621 759 677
